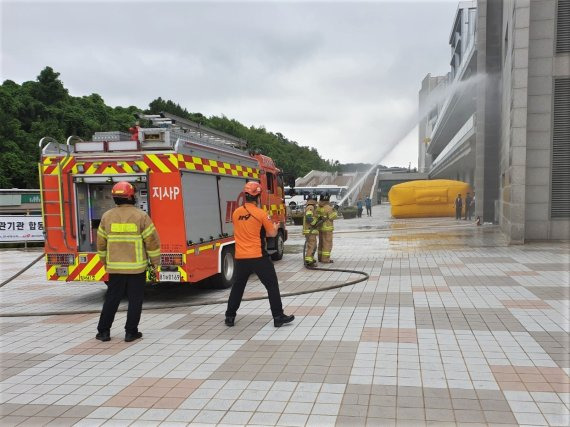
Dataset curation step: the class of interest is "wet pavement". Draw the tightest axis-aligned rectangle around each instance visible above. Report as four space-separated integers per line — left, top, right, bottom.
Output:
0 204 569 426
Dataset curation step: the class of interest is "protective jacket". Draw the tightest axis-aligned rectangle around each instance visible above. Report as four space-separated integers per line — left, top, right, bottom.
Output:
97 205 161 274
316 201 338 232
232 202 275 259
303 200 319 235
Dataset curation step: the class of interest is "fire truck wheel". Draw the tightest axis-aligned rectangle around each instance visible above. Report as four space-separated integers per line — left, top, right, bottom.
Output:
270 231 284 261
214 247 237 289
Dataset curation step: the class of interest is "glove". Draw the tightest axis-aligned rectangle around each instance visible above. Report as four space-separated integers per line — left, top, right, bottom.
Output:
147 263 158 282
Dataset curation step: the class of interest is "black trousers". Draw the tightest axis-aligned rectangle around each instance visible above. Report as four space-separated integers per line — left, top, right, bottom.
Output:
366 206 372 216
455 207 462 219
97 272 145 334
226 256 284 318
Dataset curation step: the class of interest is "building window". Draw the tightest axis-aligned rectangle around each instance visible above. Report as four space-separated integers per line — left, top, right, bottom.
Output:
557 0 570 53
551 78 570 218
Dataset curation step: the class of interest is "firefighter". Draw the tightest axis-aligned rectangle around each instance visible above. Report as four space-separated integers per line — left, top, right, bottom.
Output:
95 181 160 343
303 193 319 266
317 192 338 263
225 182 294 328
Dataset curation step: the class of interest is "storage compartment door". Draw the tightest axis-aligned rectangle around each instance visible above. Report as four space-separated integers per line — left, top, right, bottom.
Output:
181 172 222 243
75 182 91 252
218 176 247 236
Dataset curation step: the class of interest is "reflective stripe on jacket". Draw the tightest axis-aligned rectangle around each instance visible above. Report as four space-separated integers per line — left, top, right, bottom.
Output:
316 202 337 232
97 205 161 274
303 201 319 235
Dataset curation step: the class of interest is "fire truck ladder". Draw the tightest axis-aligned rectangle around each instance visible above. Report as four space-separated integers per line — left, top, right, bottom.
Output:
38 137 74 252
138 112 248 150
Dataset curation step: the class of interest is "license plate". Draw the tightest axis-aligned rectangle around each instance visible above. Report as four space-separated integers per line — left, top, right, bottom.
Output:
160 271 180 282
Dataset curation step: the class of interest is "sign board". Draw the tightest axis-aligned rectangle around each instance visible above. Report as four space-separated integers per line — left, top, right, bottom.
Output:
0 216 44 242
0 193 41 206
21 194 41 204
0 194 21 206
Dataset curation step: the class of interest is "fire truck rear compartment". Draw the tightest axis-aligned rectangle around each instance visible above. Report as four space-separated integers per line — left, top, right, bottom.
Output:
74 179 148 252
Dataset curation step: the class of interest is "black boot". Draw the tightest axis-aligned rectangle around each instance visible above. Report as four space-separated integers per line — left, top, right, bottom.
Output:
125 332 143 342
225 316 235 327
96 331 110 342
274 314 295 327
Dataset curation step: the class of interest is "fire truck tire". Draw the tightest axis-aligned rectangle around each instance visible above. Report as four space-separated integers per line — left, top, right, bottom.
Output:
270 230 284 261
214 247 237 289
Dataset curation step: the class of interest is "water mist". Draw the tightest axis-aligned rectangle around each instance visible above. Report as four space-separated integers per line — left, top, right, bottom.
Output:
338 73 487 205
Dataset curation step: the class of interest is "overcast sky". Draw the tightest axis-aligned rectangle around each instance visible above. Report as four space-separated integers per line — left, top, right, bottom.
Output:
1 0 458 167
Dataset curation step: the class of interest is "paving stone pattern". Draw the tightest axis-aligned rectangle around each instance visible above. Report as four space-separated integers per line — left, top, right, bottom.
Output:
0 206 569 426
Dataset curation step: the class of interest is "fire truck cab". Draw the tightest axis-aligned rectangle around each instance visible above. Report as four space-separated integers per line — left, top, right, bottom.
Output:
39 112 287 287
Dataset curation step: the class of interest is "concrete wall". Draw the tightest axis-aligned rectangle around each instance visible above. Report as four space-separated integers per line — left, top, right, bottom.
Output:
498 0 570 241
498 0 531 244
525 0 570 240
525 0 555 239
475 0 502 223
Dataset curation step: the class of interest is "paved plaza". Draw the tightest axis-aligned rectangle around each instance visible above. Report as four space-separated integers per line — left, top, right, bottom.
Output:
0 204 569 426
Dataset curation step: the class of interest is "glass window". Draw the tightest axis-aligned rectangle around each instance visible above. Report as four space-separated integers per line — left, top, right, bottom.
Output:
266 172 274 194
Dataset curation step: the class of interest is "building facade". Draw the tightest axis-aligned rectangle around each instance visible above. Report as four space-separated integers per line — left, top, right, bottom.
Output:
420 0 570 243
418 73 448 173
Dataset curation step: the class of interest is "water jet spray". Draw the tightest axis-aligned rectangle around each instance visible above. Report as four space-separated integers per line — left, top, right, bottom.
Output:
338 73 487 205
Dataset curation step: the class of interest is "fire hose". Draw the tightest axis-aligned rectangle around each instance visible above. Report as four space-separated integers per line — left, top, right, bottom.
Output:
0 223 368 317
0 253 44 288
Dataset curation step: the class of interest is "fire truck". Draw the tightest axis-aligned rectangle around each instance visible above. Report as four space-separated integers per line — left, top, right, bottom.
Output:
38 112 287 287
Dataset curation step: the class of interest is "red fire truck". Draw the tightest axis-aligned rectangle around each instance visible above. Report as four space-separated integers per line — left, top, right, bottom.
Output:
39 113 287 287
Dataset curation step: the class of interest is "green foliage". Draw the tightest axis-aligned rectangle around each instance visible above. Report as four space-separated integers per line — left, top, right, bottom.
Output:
0 67 336 188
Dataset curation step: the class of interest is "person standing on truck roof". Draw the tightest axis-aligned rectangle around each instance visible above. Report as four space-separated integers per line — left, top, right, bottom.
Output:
317 193 338 263
95 181 160 343
225 182 294 328
303 193 319 266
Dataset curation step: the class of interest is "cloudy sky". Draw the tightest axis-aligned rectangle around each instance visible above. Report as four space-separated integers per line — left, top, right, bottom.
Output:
1 0 458 167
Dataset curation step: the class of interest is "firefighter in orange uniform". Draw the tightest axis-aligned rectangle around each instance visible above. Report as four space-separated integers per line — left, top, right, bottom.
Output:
317 193 338 263
96 181 160 342
303 193 319 266
225 182 294 328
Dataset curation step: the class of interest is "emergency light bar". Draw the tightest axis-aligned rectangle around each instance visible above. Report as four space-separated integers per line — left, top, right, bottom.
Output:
75 176 146 184
107 140 139 151
75 141 105 152
75 140 140 153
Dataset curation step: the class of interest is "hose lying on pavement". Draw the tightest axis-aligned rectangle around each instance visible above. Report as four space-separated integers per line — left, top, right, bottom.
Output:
0 253 44 288
0 253 368 318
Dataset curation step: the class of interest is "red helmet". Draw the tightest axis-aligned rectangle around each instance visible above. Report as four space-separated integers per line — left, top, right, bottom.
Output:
111 181 136 199
243 181 262 196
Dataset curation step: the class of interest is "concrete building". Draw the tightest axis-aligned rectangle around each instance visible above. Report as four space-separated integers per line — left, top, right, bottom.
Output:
418 73 448 172
421 0 570 242
420 1 478 185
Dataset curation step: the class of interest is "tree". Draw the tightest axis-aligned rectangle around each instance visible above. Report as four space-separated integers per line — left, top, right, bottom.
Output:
33 66 68 105
0 68 338 188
